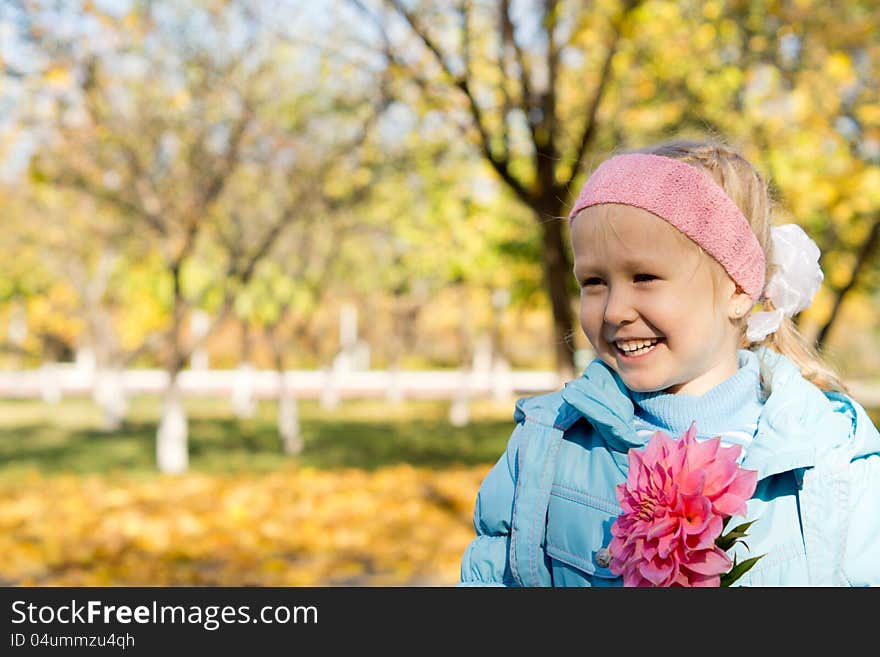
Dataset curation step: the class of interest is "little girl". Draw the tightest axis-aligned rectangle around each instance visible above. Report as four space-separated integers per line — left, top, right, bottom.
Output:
459 140 880 587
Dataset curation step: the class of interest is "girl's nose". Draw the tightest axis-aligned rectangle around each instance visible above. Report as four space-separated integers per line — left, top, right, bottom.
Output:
603 287 638 325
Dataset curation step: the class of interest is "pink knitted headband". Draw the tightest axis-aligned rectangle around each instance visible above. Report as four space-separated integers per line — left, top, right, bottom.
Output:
568 153 766 299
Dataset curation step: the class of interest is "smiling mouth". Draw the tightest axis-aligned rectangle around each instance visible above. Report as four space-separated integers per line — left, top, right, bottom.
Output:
613 338 665 358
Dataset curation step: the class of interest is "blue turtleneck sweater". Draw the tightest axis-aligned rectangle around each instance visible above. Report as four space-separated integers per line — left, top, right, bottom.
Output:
630 349 764 463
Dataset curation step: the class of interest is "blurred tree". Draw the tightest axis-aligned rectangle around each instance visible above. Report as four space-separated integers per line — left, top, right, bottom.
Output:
349 0 880 372
348 0 652 377
224 109 387 451
16 0 389 472
653 0 880 350
19 1 263 471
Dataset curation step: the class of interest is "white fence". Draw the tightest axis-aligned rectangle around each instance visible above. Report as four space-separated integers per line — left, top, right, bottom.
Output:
0 365 563 400
1 365 879 406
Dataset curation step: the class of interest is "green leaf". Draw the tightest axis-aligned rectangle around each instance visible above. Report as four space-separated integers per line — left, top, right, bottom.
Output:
727 520 759 534
720 554 765 587
715 519 758 551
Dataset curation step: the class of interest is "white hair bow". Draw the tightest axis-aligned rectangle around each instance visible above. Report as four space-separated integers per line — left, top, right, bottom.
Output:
745 224 824 342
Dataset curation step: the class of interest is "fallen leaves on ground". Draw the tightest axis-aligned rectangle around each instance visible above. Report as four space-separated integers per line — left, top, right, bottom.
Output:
0 464 492 586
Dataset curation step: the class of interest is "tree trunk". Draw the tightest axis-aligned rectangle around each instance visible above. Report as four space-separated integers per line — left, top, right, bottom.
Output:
39 359 62 405
231 323 256 418
449 368 471 427
320 364 340 410
278 370 303 455
93 367 127 432
385 295 406 404
449 283 472 427
386 363 404 404
491 356 512 403
231 362 257 419
538 209 576 380
158 262 188 474
816 216 880 349
156 374 188 474
268 335 302 454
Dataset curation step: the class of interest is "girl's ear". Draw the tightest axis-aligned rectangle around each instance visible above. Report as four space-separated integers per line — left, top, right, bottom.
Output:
727 287 755 320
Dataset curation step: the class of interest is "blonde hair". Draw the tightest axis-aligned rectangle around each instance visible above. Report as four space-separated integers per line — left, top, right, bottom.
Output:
634 139 848 396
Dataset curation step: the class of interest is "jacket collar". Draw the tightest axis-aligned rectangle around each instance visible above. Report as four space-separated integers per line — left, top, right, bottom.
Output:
742 347 854 480
560 358 644 453
560 347 860 481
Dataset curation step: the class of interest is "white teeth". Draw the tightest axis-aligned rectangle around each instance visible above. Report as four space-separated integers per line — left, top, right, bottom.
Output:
615 338 660 354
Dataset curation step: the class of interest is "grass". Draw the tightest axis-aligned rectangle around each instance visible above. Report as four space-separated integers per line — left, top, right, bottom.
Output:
1 395 877 481
0 395 516 480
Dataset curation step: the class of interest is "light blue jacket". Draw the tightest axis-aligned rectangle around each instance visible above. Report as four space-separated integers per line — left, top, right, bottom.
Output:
460 348 880 586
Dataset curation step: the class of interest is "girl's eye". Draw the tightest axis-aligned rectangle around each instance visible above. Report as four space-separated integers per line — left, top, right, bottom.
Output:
581 277 604 287
634 273 657 283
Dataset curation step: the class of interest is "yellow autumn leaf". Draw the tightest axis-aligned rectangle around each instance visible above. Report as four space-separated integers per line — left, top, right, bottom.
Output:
44 66 71 89
0 465 491 586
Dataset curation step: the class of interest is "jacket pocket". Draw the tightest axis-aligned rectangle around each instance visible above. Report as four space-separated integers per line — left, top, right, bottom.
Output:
545 485 621 584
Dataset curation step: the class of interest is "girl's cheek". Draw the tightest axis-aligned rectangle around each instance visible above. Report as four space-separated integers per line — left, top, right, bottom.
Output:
642 289 679 314
581 298 606 326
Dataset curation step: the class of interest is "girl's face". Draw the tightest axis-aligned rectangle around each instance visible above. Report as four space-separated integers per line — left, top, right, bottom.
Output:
571 203 749 396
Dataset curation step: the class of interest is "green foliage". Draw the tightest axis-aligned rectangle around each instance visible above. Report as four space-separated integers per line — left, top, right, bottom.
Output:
715 518 759 552
720 554 766 588
717 518 765 587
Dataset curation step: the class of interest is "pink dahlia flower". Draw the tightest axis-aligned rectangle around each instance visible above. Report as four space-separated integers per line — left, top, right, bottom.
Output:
608 423 758 587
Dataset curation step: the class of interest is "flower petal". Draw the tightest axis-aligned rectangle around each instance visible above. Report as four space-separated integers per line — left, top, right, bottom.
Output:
656 524 682 558
679 469 706 496
680 494 712 535
711 468 758 516
686 515 723 551
684 435 721 472
702 459 738 497
682 547 731 576
638 558 674 586
646 516 679 541
688 573 722 587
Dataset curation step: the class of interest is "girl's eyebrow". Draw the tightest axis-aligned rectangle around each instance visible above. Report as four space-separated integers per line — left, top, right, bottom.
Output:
575 256 664 274
618 257 664 271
